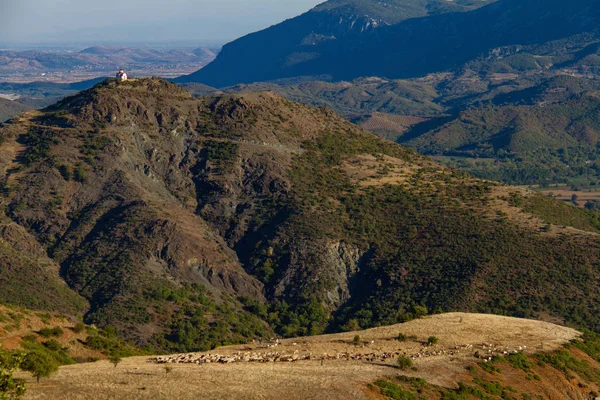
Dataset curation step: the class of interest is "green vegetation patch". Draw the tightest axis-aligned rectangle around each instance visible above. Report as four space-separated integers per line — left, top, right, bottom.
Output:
204 139 239 170
20 127 59 167
521 193 600 233
374 380 418 400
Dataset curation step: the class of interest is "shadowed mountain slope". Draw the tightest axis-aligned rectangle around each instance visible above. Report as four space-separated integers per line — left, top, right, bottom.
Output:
0 98 32 122
179 0 599 87
177 0 499 86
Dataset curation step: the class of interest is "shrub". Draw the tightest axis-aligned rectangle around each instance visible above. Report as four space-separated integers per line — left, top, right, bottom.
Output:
38 327 63 338
342 319 360 332
72 323 85 334
374 380 417 400
57 164 72 181
397 333 407 342
353 335 361 344
108 355 122 368
73 166 87 183
505 352 532 372
21 335 37 343
427 336 439 346
21 351 58 383
396 355 413 370
42 340 62 352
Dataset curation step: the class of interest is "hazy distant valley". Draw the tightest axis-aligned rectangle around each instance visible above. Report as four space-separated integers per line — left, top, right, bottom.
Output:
0 45 217 84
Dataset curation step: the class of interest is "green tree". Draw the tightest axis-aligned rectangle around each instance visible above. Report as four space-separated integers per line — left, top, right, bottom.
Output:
21 351 58 383
108 355 122 368
0 350 26 399
342 319 360 332
412 305 428 318
572 194 579 205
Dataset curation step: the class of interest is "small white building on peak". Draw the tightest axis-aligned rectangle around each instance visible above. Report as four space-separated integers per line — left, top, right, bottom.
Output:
116 69 128 81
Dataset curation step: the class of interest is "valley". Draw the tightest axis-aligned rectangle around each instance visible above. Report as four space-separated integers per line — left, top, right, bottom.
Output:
0 46 217 84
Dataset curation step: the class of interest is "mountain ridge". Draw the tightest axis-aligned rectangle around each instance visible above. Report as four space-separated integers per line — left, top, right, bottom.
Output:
179 0 600 87
2 78 600 353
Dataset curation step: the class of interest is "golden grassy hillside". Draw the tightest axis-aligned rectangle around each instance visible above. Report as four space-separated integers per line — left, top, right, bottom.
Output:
19 313 599 400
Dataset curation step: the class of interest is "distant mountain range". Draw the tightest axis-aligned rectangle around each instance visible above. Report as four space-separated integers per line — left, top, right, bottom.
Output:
178 0 600 87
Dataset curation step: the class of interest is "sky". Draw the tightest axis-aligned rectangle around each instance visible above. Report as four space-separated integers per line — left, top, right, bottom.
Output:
0 0 324 46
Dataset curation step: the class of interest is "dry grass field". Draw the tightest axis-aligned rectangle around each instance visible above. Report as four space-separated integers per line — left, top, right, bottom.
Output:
541 189 600 207
18 313 580 400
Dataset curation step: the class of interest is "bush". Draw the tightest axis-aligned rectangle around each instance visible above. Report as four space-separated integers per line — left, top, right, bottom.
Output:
73 166 87 183
0 350 27 399
396 355 413 370
21 335 37 343
72 323 85 334
505 352 532 372
38 327 63 338
353 335 361 344
374 380 417 400
342 319 360 332
108 355 122 368
427 336 439 346
42 340 62 352
397 333 407 342
21 351 58 383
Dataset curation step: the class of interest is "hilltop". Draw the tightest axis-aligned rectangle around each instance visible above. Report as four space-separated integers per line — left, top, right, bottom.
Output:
1 78 600 354
17 313 600 400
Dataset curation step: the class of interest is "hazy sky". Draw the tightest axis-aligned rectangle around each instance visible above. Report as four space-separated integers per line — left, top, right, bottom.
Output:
0 0 324 45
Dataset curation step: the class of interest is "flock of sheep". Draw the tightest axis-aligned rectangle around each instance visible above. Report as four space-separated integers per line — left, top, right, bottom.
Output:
151 341 529 366
152 350 401 364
